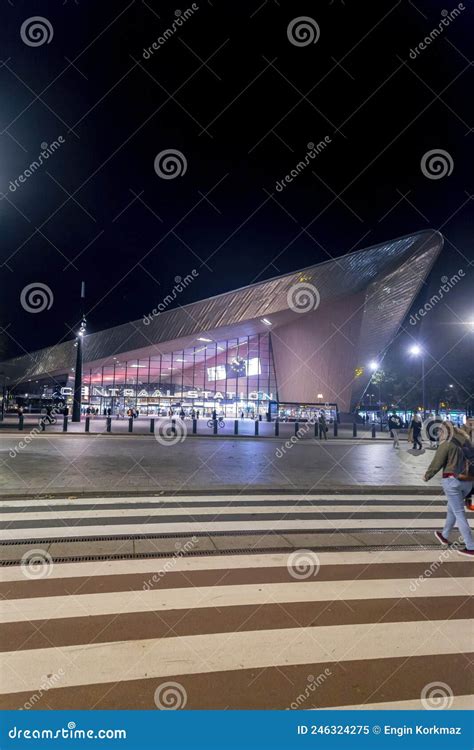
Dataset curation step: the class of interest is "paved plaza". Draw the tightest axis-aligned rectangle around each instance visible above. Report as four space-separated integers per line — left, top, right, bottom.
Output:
0 431 441 495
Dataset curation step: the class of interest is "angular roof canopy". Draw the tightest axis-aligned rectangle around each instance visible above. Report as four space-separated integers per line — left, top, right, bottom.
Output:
1 229 443 386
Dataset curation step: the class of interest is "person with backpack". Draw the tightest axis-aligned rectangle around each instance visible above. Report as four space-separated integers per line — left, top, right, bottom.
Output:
388 411 402 448
424 424 474 557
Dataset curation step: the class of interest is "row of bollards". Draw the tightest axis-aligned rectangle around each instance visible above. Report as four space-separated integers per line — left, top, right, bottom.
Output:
20 415 378 439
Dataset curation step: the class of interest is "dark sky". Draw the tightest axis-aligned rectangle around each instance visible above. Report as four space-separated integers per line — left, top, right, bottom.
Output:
0 0 472 386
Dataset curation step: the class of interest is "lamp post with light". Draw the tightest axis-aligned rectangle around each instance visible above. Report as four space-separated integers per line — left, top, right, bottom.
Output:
72 282 86 423
408 344 426 418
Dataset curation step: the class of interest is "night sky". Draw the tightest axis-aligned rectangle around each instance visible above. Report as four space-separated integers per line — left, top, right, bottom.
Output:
0 0 472 396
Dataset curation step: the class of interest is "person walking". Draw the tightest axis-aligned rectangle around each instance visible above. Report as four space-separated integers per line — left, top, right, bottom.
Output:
408 413 423 450
388 411 402 448
318 411 327 440
425 424 474 557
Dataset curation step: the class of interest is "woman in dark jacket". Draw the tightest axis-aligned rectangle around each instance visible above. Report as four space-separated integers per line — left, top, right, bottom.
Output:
408 414 423 450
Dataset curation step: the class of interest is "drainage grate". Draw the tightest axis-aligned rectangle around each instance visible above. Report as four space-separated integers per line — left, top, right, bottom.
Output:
0 528 434 545
0 544 442 565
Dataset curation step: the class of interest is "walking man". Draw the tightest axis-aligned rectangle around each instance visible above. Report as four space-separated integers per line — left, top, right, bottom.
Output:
388 411 402 448
424 424 474 557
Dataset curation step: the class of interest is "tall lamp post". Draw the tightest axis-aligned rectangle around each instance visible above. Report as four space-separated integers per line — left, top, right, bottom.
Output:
72 282 86 423
409 344 425 418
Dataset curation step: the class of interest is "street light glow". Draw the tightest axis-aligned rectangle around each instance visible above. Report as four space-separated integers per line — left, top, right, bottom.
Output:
368 361 379 371
409 344 422 356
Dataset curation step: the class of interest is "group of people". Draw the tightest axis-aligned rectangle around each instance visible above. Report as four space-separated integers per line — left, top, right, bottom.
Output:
387 412 454 451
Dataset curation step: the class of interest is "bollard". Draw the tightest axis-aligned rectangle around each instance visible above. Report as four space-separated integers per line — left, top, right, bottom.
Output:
314 421 318 438
128 417 133 433
254 420 259 436
295 421 299 436
18 414 24 431
63 415 68 432
171 418 177 436
234 419 238 435
333 421 338 437
107 417 112 433
371 422 376 439
275 419 279 437
352 422 357 438
192 418 197 435
213 419 217 435
149 418 155 434
85 416 90 433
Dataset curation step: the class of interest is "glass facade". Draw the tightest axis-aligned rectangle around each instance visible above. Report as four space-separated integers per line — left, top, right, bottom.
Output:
77 333 278 418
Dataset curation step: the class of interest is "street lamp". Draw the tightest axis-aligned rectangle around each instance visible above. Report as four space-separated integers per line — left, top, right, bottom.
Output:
409 344 426 418
72 282 86 422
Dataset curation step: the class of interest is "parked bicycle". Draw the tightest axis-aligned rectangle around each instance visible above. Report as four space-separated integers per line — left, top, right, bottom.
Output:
207 417 225 429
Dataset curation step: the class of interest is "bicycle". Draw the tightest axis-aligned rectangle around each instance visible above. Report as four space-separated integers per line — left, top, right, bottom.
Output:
207 417 225 429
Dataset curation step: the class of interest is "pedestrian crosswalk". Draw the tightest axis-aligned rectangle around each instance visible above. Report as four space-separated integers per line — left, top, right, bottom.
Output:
0 493 472 709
